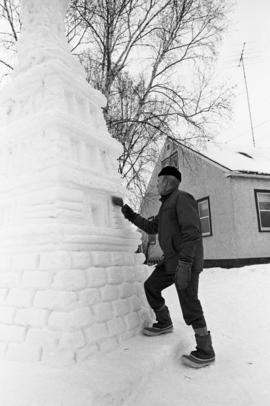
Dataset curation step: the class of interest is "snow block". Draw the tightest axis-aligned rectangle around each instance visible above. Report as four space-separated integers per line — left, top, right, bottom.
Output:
124 312 140 331
100 285 119 302
26 328 59 347
70 252 91 269
48 307 94 330
122 266 138 283
106 266 124 285
0 307 15 324
90 252 112 267
134 253 146 264
0 272 21 288
107 317 126 336
134 281 146 297
94 303 114 322
76 344 98 361
59 331 85 349
0 325 26 342
86 267 107 288
34 290 77 310
111 252 135 266
15 308 48 327
0 289 8 305
6 343 41 363
0 343 7 358
0 256 11 271
136 264 152 282
6 288 33 307
128 295 142 312
113 299 131 316
84 322 108 344
78 288 100 306
41 347 76 366
12 253 39 270
98 337 118 352
39 251 72 270
119 283 136 299
52 269 86 290
21 271 51 288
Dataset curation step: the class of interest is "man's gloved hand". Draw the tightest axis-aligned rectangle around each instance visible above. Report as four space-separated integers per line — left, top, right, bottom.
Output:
155 256 165 271
121 204 136 222
175 260 192 290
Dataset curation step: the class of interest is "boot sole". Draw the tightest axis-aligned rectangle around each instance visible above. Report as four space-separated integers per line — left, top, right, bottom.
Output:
181 354 215 368
143 327 173 336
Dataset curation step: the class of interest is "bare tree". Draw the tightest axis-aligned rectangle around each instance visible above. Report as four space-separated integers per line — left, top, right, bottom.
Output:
0 0 233 207
0 0 21 73
69 0 233 205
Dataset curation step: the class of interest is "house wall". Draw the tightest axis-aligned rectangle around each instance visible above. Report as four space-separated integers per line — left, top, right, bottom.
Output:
230 176 270 258
140 142 238 261
176 146 238 260
140 140 270 265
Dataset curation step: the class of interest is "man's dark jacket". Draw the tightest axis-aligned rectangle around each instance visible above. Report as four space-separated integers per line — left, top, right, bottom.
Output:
132 188 203 274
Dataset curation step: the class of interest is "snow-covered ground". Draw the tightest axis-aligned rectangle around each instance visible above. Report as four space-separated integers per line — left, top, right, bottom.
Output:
0 263 269 406
127 264 270 406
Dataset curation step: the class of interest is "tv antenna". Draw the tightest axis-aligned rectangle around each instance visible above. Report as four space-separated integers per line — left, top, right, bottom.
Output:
238 42 256 148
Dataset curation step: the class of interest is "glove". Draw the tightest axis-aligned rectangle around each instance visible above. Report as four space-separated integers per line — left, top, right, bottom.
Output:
175 260 192 290
121 204 136 222
155 257 165 271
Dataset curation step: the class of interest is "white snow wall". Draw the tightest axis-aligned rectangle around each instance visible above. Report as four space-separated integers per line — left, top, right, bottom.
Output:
0 0 151 365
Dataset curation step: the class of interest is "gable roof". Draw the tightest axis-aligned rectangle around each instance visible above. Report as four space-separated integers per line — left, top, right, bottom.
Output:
167 137 270 177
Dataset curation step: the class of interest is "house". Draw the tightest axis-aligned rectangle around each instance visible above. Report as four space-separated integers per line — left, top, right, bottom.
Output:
139 137 270 268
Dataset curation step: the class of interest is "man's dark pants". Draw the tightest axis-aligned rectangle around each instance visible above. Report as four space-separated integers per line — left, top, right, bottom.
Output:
144 263 206 329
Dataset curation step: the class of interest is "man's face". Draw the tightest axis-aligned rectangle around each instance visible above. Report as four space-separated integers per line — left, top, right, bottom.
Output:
157 176 168 196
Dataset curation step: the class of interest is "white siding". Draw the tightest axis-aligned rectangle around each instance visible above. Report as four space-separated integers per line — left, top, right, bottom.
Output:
140 140 270 261
230 176 270 258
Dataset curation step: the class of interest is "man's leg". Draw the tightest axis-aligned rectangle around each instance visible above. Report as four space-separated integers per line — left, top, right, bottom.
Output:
175 271 215 367
143 264 175 336
175 270 206 329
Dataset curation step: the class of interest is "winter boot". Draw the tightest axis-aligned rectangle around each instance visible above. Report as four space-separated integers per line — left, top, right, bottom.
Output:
143 305 173 336
181 332 215 368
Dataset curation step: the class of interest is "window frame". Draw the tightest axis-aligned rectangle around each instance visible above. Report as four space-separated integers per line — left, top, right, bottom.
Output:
254 189 270 232
197 196 213 237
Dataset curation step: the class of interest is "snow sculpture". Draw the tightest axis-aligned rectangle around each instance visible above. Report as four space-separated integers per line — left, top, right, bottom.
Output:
0 0 151 364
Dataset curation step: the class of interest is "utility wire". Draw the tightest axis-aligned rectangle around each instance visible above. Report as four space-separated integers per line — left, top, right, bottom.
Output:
222 119 270 145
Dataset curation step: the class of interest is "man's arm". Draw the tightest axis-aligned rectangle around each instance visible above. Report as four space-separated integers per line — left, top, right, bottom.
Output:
175 193 202 263
122 204 159 235
133 213 159 235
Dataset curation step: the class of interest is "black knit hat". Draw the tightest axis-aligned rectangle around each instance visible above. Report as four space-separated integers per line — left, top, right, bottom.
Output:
158 166 182 182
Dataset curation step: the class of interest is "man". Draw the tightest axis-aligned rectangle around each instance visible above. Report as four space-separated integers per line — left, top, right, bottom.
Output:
121 166 215 368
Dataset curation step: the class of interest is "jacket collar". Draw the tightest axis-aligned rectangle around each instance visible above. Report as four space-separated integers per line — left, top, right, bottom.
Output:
159 187 178 203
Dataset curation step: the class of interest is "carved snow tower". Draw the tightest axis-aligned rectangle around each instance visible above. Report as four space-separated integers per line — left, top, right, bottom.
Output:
0 0 151 364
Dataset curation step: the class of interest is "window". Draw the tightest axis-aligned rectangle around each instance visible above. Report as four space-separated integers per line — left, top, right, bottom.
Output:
254 190 270 232
161 151 179 169
197 197 212 237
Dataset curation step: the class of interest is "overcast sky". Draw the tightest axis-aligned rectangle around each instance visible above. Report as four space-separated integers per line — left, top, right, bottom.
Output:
215 0 270 150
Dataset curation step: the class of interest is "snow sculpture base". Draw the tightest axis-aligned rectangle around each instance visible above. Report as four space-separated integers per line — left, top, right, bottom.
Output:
0 0 151 365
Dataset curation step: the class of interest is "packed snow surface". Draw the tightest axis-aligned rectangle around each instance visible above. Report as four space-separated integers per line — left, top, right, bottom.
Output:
0 263 269 406
127 263 270 406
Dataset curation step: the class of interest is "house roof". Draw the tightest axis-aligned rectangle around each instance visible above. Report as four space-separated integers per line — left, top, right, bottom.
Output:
168 137 270 177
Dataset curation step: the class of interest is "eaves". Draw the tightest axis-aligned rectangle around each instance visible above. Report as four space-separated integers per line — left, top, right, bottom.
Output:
226 171 270 180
